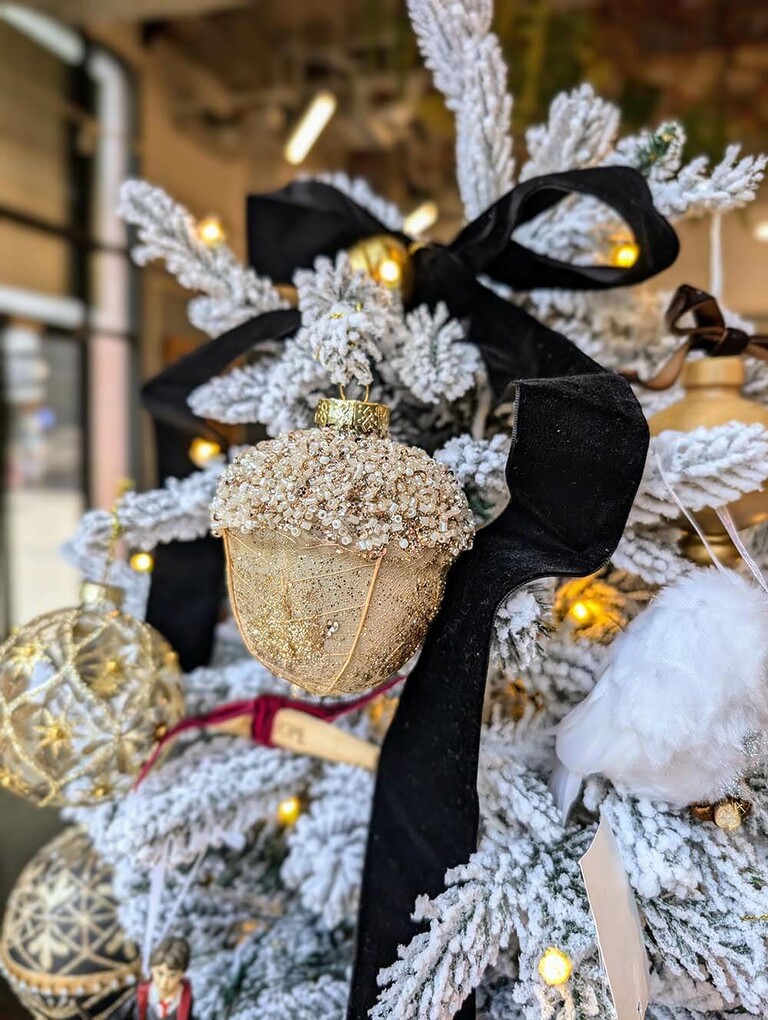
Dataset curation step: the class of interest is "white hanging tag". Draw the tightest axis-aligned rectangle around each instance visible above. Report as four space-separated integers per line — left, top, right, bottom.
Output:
579 815 649 1019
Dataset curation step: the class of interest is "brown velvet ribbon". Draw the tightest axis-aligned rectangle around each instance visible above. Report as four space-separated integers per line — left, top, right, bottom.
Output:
623 283 768 391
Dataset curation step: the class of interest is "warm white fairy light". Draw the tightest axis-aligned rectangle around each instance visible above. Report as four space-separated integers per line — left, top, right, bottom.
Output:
196 214 226 247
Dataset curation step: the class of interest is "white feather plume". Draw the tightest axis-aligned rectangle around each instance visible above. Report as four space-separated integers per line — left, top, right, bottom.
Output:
553 568 768 815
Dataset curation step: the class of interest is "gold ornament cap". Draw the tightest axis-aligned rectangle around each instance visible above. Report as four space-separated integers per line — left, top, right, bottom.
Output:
315 397 390 437
80 581 124 608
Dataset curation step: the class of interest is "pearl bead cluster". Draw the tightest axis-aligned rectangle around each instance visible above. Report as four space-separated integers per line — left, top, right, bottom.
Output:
212 428 474 558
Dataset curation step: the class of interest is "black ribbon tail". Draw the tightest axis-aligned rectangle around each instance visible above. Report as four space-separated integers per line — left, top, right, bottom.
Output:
348 290 649 1018
141 309 300 668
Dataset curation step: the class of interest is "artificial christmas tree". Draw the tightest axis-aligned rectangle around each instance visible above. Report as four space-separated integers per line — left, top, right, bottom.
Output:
4 1 768 1018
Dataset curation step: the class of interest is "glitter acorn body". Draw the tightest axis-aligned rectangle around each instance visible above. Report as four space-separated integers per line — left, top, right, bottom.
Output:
212 396 474 695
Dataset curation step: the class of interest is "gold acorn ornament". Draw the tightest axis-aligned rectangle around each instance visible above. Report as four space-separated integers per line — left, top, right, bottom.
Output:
212 251 474 695
0 827 140 1019
212 395 474 696
0 582 184 807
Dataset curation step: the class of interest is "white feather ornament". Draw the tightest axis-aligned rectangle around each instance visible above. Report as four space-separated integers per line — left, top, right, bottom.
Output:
552 568 768 816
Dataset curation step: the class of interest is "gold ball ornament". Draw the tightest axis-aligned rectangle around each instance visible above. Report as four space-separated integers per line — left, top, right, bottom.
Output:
649 356 768 565
348 234 414 298
211 397 474 696
0 584 184 807
0 827 140 1018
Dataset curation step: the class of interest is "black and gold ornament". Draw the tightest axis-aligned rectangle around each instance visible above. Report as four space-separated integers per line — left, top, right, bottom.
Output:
0 827 140 1018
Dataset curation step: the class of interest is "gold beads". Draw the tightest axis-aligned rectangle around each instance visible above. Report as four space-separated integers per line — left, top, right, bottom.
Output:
714 800 743 831
348 234 413 296
276 795 304 827
538 946 573 986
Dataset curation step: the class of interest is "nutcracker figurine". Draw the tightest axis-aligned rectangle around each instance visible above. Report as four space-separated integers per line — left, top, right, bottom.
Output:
121 937 194 1020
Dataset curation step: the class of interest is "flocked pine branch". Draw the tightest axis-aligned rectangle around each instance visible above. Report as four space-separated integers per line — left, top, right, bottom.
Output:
521 84 620 181
631 423 768 527
188 338 328 436
281 764 373 930
294 253 399 387
393 303 482 404
118 180 287 337
407 0 514 218
63 462 222 569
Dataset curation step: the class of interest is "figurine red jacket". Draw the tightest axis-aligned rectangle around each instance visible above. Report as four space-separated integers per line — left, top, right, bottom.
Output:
134 977 193 1020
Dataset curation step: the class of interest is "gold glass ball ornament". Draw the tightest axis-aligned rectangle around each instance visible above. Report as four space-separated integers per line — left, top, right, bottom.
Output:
649 356 768 565
0 826 140 1018
0 583 185 807
211 396 474 696
348 234 414 298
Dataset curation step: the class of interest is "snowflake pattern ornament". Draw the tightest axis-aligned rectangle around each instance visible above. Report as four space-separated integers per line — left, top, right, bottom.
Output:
0 826 140 1019
0 583 184 807
212 395 473 695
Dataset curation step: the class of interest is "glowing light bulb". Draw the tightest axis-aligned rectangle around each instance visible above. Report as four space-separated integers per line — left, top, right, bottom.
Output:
378 257 402 285
189 436 223 468
569 600 593 624
753 220 768 243
403 199 438 237
129 551 155 574
285 91 337 165
276 794 303 826
538 947 573 986
611 240 639 269
197 214 226 246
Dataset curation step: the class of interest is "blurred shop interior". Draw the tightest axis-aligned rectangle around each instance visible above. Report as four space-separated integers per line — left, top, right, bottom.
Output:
0 2 767 1008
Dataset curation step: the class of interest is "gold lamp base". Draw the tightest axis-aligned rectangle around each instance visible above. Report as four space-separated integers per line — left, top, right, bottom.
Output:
649 356 768 565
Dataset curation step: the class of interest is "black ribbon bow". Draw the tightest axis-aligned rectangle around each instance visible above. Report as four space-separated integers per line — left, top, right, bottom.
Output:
140 168 678 1017
623 283 768 391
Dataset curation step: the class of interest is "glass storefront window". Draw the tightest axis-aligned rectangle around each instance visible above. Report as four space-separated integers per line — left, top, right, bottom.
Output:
3 324 84 624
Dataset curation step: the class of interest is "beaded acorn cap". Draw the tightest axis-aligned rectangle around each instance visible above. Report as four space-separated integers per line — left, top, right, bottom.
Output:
212 396 474 695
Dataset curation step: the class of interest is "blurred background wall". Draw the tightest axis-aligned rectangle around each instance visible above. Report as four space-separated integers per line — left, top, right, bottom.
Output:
0 1 766 1014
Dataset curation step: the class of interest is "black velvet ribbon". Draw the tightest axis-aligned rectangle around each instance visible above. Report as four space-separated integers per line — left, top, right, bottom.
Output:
140 169 678 1016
